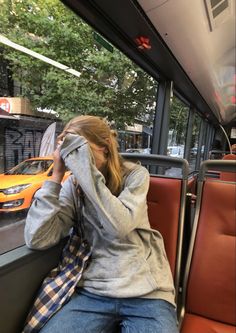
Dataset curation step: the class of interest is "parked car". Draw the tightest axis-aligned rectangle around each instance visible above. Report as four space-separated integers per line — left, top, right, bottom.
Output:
167 146 184 158
190 146 205 157
125 148 151 154
125 148 144 153
0 157 70 212
190 147 198 156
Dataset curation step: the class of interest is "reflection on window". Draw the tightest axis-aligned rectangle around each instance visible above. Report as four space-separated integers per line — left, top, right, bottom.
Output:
6 159 53 175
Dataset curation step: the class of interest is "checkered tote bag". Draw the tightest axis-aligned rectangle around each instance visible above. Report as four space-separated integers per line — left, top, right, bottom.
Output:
22 190 91 333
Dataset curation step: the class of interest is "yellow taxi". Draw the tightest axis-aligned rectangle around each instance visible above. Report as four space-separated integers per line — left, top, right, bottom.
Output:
0 157 70 212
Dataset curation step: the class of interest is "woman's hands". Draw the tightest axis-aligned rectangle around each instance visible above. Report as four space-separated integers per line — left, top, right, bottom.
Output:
51 144 66 184
51 133 88 184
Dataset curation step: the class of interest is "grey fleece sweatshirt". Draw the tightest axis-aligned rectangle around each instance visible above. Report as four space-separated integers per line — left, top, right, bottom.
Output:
24 134 175 306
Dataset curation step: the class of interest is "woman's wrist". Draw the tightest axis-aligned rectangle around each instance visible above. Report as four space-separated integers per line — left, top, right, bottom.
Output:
51 173 64 184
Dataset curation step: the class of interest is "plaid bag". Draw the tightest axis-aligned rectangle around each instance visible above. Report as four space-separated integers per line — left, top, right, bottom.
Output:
22 189 91 333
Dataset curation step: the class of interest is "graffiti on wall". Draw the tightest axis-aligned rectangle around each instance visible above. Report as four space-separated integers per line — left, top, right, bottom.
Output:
5 128 43 170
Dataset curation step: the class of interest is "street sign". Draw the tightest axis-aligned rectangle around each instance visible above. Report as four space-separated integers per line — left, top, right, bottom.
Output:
0 98 11 113
93 32 113 53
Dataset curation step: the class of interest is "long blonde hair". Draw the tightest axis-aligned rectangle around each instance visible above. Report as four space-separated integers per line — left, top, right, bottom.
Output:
58 115 124 196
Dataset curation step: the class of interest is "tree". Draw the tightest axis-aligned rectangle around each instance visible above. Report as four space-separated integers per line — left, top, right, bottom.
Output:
0 0 158 128
169 96 189 145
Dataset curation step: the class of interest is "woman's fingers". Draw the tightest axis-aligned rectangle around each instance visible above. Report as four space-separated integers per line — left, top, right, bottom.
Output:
51 148 66 184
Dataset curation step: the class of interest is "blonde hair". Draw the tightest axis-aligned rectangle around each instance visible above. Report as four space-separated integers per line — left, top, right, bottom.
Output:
58 115 124 196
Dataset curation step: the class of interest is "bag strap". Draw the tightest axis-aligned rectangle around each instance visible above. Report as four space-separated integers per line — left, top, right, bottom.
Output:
74 184 85 240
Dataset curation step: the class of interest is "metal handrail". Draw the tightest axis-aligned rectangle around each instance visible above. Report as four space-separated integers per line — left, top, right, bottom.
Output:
199 159 236 181
121 153 190 179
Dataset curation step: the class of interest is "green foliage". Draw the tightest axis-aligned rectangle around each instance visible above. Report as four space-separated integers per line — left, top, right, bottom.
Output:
0 0 158 127
169 96 189 145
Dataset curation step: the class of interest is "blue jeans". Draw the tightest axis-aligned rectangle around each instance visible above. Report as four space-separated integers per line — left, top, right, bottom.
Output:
40 288 179 333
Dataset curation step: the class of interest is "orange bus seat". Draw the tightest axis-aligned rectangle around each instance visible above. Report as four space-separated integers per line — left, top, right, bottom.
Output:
220 154 236 181
147 176 182 277
181 180 236 333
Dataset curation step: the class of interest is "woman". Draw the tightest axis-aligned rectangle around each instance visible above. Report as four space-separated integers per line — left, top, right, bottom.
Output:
25 115 178 333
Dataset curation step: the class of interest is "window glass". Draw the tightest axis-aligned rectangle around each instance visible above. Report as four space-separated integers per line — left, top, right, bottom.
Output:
165 95 189 177
200 122 208 163
189 113 201 172
168 95 189 158
0 0 158 254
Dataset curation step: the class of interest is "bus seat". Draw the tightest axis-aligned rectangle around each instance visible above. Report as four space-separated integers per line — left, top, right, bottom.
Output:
181 314 235 333
180 179 236 332
147 176 182 277
222 154 236 160
220 154 236 181
122 153 189 305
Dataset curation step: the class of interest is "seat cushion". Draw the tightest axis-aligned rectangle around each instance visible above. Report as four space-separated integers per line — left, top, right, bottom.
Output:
181 313 236 333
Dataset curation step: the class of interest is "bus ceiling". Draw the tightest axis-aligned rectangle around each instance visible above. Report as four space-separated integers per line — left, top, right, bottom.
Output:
62 0 236 127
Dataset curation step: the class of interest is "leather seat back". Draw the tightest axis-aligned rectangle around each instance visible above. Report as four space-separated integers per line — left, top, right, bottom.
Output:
147 176 182 276
185 180 236 325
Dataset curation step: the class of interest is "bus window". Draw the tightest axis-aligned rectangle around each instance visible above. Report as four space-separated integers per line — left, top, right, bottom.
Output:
165 95 188 177
168 95 189 157
0 0 159 254
189 114 202 172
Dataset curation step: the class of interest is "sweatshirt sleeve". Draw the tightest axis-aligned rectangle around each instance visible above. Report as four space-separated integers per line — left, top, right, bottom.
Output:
60 134 150 239
24 177 76 250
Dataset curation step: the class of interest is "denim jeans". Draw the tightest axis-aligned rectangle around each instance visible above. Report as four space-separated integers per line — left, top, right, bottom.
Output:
40 288 179 333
